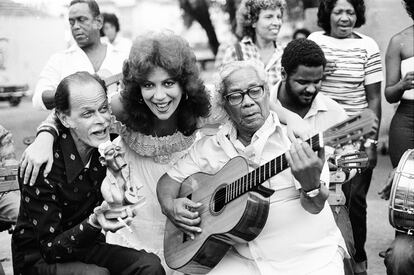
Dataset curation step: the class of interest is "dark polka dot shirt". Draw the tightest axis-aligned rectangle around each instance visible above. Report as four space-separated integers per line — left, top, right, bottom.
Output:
12 129 106 271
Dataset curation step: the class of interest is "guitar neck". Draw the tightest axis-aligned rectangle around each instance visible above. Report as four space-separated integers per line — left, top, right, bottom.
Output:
225 133 323 203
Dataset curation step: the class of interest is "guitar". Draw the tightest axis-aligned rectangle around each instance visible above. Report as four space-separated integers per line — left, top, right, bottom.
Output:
330 151 369 184
335 151 369 171
164 109 378 274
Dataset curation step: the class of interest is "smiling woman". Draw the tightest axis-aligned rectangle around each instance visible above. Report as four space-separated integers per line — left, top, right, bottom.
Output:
104 31 211 274
219 0 285 89
120 32 210 137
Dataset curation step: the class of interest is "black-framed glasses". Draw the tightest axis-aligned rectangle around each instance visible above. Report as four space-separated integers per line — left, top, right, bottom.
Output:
224 85 265 105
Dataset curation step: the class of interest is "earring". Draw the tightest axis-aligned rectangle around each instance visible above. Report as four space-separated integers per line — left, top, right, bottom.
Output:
138 97 144 104
185 93 189 100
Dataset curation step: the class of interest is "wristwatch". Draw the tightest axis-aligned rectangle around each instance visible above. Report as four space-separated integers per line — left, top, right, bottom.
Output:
303 181 325 198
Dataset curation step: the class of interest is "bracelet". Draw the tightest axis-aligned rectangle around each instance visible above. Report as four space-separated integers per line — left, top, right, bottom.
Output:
302 180 324 193
37 126 58 140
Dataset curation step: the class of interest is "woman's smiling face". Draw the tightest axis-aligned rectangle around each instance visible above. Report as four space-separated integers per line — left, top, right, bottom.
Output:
254 8 283 42
140 67 183 121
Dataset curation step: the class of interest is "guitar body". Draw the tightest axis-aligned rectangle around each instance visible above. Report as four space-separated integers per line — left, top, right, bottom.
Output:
164 157 270 274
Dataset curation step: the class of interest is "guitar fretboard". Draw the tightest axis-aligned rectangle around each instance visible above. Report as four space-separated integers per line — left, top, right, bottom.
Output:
224 133 322 203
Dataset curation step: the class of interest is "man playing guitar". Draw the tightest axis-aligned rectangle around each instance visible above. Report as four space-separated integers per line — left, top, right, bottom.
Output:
157 59 348 274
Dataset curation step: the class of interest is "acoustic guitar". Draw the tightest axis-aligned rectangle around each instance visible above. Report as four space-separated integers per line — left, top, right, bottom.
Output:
164 109 378 274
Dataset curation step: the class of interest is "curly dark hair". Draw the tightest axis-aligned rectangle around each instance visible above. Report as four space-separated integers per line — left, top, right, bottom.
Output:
402 0 414 19
121 32 211 136
281 39 326 75
236 0 285 41
317 0 366 34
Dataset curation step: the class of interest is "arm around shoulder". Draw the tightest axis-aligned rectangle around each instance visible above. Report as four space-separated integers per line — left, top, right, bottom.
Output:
20 112 59 186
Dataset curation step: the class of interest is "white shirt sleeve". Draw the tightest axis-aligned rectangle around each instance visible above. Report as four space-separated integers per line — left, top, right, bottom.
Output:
32 54 63 110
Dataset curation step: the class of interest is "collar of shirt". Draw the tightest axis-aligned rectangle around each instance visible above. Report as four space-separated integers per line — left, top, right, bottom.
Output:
271 81 329 121
65 42 118 54
303 93 329 120
58 128 100 184
240 36 283 71
218 111 285 167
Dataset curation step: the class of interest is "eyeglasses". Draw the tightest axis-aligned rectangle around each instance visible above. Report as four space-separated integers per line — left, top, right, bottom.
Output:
224 85 265 105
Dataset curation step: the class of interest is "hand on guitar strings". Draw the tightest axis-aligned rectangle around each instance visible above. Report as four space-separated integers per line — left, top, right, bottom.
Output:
169 198 202 240
285 141 325 192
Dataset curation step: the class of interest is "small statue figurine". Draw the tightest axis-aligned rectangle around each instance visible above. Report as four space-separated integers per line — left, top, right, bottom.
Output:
98 140 144 220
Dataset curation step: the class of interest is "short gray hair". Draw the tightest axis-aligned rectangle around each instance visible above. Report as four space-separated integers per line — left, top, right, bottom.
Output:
211 60 268 122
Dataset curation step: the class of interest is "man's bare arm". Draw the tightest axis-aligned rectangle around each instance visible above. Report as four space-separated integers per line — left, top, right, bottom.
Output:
157 173 202 239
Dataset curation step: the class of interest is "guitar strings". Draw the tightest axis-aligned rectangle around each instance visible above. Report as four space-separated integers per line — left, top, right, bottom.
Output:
194 134 319 207
189 135 320 216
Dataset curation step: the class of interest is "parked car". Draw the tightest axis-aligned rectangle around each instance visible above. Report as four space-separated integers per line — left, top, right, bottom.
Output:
0 83 28 106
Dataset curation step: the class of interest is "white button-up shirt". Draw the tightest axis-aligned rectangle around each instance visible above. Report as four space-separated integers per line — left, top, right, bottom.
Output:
33 43 127 109
271 81 350 206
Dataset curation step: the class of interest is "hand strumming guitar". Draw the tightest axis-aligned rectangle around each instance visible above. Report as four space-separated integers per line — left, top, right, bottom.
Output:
157 173 202 240
285 141 329 214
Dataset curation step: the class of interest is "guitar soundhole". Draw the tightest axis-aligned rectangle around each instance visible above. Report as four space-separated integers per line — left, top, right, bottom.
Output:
211 186 226 215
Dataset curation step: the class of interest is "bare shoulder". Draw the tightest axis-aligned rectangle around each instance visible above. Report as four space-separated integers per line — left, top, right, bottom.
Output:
390 26 414 58
390 26 413 44
400 25 414 36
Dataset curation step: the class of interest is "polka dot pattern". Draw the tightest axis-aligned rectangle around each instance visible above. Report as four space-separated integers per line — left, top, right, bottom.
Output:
13 129 107 270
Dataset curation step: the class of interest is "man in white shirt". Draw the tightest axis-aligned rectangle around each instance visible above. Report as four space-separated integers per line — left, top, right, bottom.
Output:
32 0 127 110
273 38 355 275
157 59 347 275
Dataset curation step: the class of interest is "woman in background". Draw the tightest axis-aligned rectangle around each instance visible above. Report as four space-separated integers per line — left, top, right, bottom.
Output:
308 0 383 274
219 0 285 88
385 0 414 168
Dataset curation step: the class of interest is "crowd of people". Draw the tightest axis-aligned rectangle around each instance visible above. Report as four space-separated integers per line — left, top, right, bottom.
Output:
0 0 413 274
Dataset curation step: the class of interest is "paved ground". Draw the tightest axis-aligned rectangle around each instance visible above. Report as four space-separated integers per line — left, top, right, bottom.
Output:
0 97 395 274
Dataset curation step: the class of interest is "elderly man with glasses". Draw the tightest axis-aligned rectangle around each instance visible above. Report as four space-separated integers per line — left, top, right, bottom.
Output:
157 60 348 275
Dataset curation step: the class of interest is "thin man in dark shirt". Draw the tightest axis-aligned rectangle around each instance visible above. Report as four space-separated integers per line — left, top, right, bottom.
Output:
12 71 164 275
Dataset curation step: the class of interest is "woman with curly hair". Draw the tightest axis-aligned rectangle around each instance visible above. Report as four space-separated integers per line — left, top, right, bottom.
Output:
105 32 210 274
385 0 414 168
219 0 285 88
20 31 211 274
308 1 383 274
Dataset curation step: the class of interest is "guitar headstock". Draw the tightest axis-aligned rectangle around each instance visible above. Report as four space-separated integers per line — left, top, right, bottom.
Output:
323 109 378 148
336 151 369 171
